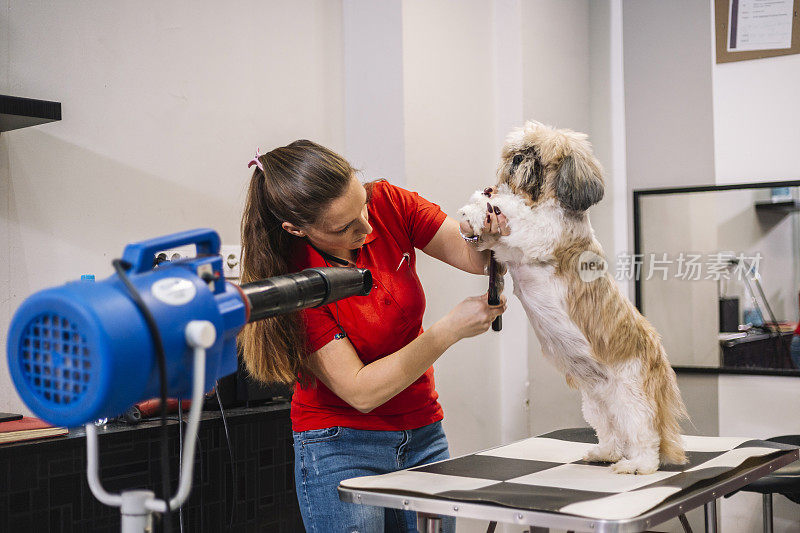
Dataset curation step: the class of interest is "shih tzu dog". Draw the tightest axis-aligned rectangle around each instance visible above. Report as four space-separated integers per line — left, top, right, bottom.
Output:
459 121 688 474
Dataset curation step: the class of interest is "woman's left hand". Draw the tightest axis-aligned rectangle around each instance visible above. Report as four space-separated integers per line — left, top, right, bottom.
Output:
482 193 508 294
482 199 511 238
458 211 510 240
458 194 511 239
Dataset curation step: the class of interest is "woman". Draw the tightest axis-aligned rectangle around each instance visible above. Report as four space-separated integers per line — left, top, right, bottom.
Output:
239 140 508 532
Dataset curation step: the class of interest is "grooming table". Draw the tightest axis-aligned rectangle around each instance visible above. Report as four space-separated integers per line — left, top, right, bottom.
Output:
338 428 799 533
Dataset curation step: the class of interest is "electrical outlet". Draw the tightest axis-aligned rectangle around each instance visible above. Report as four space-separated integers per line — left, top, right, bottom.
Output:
155 244 241 280
156 246 196 264
220 245 241 280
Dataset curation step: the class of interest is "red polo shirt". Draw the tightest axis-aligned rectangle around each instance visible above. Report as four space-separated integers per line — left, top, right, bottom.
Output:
289 180 448 432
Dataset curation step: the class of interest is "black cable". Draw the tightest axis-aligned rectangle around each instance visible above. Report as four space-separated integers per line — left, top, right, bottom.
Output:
112 259 173 533
164 414 203 532
177 398 184 533
306 238 352 266
215 383 237 530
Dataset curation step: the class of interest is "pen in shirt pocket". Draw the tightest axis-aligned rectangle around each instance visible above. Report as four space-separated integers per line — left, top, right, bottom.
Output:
396 252 410 271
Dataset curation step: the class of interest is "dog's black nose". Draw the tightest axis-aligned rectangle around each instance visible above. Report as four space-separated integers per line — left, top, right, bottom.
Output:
512 154 524 165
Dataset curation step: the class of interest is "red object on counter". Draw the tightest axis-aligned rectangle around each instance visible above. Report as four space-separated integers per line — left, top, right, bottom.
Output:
135 398 192 418
0 416 68 444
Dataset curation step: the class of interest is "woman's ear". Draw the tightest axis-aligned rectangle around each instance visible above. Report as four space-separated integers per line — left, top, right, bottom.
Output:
556 153 604 212
281 221 306 238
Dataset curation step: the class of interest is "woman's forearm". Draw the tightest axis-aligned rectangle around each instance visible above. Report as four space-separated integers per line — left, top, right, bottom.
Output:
464 245 491 275
422 217 490 275
350 320 458 412
313 292 503 414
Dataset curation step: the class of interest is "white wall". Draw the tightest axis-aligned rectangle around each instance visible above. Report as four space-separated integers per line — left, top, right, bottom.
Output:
623 0 717 192
402 0 504 471
402 2 520 531
622 0 720 434
713 53 800 183
620 2 717 531
343 0 406 184
712 4 800 530
1 0 11 417
492 0 531 448
522 0 594 436
0 0 345 412
622 0 800 531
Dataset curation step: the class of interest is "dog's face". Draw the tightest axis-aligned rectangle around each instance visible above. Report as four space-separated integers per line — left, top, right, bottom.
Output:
497 121 604 213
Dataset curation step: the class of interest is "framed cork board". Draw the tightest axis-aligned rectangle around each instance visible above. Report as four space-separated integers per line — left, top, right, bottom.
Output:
715 0 800 63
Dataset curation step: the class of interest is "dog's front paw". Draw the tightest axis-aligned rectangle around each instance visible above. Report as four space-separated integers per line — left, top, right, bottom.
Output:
458 190 493 237
583 445 622 464
610 458 659 475
457 207 484 237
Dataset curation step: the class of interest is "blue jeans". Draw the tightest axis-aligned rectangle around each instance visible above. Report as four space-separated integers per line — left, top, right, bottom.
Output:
791 334 800 370
293 420 456 533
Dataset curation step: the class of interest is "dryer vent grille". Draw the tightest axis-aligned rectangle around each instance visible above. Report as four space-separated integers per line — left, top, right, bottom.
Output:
20 314 93 406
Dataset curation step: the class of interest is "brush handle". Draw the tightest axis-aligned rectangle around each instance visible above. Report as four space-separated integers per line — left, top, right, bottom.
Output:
488 252 502 332
492 314 502 332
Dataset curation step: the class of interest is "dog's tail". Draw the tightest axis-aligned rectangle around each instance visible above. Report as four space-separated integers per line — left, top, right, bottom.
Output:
653 353 690 465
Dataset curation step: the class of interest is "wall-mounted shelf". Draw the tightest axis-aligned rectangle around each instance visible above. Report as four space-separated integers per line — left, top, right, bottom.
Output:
0 94 61 132
755 199 800 215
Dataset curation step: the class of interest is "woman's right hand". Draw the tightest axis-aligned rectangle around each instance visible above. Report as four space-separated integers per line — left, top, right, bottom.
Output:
442 293 507 341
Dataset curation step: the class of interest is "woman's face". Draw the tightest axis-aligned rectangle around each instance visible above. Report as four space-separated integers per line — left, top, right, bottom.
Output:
303 176 373 253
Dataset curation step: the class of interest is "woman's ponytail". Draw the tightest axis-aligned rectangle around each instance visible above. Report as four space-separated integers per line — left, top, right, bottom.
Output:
238 140 354 386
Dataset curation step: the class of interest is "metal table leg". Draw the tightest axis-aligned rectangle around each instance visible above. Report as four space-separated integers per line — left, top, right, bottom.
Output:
704 499 718 533
416 513 442 533
678 513 694 533
763 493 773 533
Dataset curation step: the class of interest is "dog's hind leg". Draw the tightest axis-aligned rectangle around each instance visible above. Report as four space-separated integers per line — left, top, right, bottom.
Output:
611 426 660 474
607 376 660 475
581 389 623 463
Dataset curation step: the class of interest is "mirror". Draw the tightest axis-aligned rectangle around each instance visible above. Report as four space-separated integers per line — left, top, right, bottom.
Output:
634 181 800 375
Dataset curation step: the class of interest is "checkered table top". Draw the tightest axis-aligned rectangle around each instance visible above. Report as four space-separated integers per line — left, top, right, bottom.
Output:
340 428 798 520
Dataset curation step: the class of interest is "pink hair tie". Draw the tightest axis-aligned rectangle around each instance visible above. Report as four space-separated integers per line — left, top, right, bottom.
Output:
248 148 265 173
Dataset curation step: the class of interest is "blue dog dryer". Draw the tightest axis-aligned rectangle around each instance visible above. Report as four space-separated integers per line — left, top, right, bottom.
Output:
6 229 245 427
7 228 372 428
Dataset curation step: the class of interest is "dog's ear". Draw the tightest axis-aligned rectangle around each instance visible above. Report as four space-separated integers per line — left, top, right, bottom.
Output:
556 153 604 212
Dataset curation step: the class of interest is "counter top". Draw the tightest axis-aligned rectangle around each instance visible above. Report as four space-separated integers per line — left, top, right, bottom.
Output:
0 400 291 452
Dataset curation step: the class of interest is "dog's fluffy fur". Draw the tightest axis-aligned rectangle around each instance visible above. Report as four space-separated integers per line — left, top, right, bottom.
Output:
459 121 688 474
